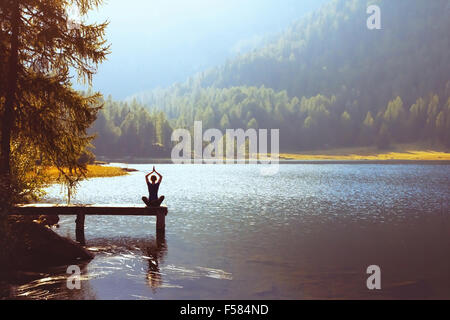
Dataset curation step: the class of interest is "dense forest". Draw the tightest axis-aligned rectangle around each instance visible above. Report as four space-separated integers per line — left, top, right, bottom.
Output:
92 0 450 157
90 96 173 158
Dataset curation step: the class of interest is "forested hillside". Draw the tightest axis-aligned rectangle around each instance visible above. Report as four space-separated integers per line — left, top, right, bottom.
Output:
90 97 172 157
93 0 450 157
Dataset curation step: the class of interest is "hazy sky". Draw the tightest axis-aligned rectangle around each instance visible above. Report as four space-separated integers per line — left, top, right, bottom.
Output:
81 0 329 100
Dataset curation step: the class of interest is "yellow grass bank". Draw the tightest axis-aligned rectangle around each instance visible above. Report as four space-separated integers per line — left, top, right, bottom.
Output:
278 144 450 161
44 165 128 183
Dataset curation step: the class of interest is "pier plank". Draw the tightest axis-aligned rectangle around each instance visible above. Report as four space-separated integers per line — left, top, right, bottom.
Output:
9 204 168 245
10 204 168 216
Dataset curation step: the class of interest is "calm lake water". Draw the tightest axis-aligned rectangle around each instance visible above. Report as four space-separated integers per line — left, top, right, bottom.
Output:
2 163 450 299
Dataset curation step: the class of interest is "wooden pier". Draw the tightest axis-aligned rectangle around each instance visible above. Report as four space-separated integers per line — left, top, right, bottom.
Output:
10 204 168 245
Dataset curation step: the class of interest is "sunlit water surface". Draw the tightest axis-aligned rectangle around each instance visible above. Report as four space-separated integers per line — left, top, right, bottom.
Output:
2 164 450 299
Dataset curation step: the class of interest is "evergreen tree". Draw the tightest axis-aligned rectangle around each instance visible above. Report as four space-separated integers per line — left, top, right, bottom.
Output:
0 0 109 204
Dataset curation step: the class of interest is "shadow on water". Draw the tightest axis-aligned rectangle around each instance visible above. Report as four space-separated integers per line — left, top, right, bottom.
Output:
1 232 168 300
1 263 95 300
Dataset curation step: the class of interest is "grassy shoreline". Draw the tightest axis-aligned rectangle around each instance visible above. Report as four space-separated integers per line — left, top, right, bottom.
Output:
279 144 450 161
44 165 129 182
95 143 450 164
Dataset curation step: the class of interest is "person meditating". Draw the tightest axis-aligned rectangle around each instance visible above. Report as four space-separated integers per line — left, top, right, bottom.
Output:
142 166 165 207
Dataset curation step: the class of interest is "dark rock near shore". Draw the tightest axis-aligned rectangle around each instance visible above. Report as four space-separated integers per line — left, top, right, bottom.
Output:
37 214 60 227
0 217 94 274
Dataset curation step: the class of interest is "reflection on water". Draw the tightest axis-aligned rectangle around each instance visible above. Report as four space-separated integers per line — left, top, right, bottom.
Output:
145 232 167 292
1 164 450 299
5 234 168 300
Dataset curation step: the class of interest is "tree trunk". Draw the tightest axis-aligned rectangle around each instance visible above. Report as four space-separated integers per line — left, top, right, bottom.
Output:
0 2 20 177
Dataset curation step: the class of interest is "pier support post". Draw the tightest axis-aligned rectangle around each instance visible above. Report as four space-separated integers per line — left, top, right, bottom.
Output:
75 212 86 246
156 211 165 233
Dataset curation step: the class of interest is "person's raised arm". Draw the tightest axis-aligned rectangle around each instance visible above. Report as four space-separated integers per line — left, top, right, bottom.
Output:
145 167 156 183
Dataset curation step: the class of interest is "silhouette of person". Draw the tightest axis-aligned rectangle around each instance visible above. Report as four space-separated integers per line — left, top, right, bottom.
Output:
142 166 165 207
